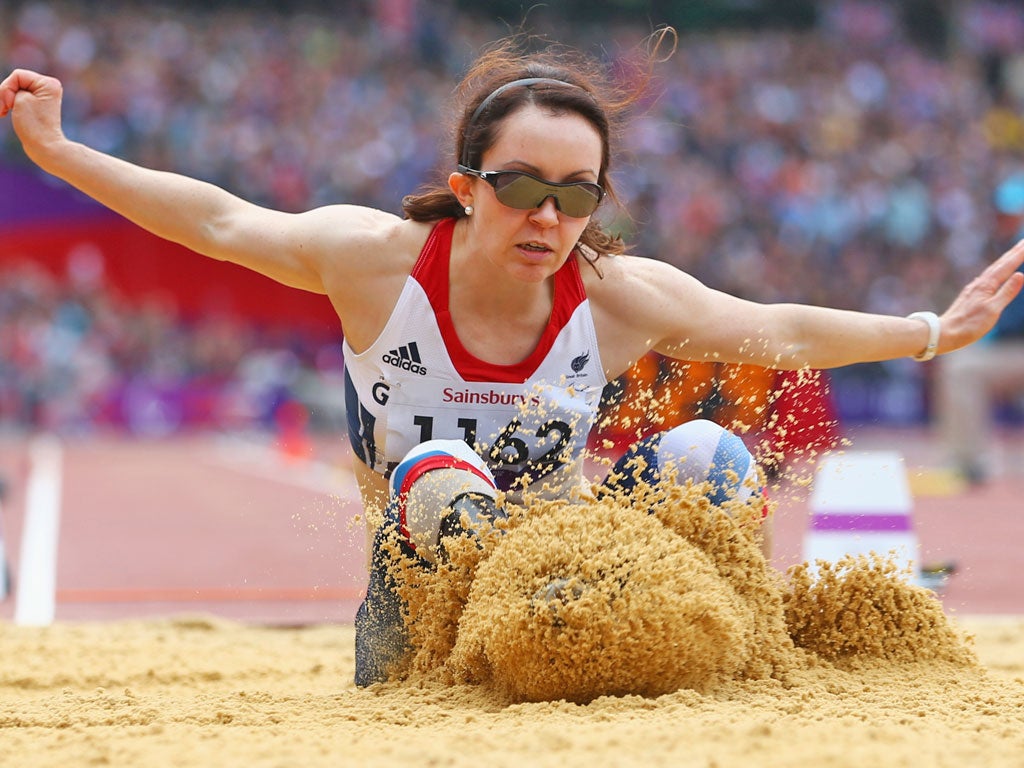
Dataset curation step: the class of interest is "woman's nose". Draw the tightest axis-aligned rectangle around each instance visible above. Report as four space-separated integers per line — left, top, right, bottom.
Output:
529 195 560 226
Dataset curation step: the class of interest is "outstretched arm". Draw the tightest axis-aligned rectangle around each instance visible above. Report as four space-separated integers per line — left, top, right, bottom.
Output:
596 239 1024 374
1 68 382 294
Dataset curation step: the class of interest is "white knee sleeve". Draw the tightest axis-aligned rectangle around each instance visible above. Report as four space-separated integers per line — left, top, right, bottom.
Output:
607 420 759 506
657 419 759 504
390 439 498 562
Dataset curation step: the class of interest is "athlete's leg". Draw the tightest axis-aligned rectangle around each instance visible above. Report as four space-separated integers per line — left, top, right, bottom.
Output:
354 439 501 686
604 419 759 502
602 419 770 555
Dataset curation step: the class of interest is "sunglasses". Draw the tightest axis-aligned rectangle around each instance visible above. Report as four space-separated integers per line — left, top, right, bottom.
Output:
458 164 604 218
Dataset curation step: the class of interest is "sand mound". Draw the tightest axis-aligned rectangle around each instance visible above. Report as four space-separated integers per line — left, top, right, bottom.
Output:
448 495 753 702
784 554 977 666
388 480 977 704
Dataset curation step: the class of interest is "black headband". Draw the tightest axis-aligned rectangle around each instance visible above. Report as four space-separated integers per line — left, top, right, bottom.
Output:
460 77 585 167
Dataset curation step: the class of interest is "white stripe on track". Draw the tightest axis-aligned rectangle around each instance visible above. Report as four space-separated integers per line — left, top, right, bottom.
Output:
14 435 63 626
0 496 8 602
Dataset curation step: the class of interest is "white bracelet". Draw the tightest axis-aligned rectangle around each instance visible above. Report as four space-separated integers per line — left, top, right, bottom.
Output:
907 311 941 361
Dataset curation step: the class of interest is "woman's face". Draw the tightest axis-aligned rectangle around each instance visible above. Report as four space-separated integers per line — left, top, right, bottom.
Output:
460 103 604 284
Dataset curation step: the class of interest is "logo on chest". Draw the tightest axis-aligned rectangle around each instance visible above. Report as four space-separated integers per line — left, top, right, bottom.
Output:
382 342 427 376
571 351 590 373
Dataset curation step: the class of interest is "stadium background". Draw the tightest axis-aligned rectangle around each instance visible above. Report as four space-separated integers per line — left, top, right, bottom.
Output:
1 0 1023 622
4 0 1024 436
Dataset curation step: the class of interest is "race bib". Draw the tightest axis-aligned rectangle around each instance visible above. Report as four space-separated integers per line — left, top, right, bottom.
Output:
385 375 601 498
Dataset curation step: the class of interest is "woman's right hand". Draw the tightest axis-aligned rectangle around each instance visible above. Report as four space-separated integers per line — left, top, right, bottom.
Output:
0 69 67 162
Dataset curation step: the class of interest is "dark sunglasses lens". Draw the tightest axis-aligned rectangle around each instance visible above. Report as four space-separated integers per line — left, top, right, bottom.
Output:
557 184 602 217
492 172 601 217
490 173 546 208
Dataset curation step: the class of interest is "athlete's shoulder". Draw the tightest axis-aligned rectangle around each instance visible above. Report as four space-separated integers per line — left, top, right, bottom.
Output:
305 205 428 250
314 213 440 350
581 251 715 375
582 251 698 308
305 207 435 277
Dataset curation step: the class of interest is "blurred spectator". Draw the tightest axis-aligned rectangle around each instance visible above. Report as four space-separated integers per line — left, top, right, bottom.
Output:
935 170 1024 482
935 274 1024 483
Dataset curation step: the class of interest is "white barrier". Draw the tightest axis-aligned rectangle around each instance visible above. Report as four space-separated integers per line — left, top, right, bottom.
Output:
0 481 7 602
803 450 921 584
14 435 63 626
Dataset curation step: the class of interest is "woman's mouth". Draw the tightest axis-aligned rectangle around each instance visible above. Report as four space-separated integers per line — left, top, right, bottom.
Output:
518 242 553 258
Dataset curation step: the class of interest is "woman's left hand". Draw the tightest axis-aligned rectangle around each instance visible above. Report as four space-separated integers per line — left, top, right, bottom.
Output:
939 238 1024 353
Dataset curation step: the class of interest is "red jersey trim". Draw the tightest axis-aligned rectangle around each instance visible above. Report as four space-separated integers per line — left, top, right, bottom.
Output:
412 218 587 383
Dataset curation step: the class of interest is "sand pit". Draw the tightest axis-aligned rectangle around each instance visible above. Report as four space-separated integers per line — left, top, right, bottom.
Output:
0 614 1022 767
3 486 1021 767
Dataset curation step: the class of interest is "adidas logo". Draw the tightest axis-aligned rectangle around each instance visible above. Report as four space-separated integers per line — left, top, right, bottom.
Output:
382 342 427 375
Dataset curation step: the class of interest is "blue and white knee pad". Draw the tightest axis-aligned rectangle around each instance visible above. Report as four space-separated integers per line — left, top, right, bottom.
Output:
606 419 759 506
389 439 499 563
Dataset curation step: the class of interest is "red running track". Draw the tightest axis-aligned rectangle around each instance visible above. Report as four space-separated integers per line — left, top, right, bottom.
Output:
0 434 368 625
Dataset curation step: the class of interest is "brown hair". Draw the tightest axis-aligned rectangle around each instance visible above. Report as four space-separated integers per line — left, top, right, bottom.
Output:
401 30 675 263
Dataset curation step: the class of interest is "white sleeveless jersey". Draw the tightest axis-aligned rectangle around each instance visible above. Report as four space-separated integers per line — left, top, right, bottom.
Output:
343 218 608 504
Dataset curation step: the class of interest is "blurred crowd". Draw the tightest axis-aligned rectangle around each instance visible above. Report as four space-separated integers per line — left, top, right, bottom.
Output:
0 260 346 435
3 0 1024 434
